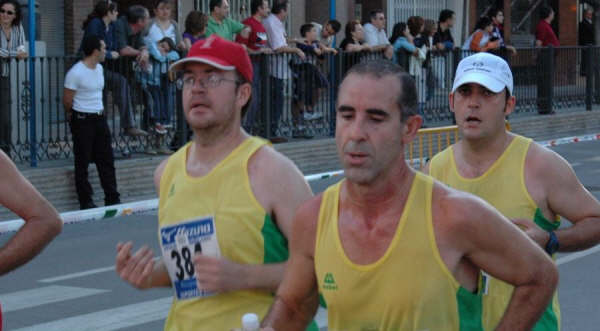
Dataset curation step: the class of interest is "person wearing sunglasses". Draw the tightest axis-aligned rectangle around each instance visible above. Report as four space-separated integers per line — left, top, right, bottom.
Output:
0 0 26 158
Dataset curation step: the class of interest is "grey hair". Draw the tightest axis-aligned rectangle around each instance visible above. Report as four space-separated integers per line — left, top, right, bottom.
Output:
342 60 418 122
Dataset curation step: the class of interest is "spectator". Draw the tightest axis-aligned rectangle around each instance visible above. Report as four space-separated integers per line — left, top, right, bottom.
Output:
462 16 500 52
182 11 208 51
263 0 306 141
236 0 272 133
291 23 332 122
206 0 250 41
579 7 594 76
113 5 152 136
80 2 146 158
535 5 559 115
407 16 428 117
139 37 179 139
339 20 370 52
535 5 559 47
147 0 184 52
144 0 183 154
489 8 517 56
63 36 120 210
311 19 341 50
363 9 394 59
432 9 455 89
389 22 416 68
0 0 26 157
422 19 437 108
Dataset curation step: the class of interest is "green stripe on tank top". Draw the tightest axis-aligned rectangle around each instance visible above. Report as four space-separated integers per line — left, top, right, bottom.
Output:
261 215 318 331
533 208 561 231
261 214 289 264
532 302 559 331
457 287 483 330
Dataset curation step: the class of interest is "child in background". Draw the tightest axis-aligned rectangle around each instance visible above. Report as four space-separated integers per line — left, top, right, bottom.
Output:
291 23 334 121
141 37 180 135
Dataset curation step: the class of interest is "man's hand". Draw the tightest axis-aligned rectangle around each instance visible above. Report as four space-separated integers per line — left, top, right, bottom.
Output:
115 242 156 289
110 51 120 59
295 48 306 60
507 45 517 55
194 254 246 293
137 49 150 67
512 218 550 247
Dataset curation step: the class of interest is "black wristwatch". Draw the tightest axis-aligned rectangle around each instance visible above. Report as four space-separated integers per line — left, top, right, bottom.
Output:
545 231 559 255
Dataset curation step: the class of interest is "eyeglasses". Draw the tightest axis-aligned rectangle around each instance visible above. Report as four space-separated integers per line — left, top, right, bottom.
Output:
0 9 15 15
176 73 241 90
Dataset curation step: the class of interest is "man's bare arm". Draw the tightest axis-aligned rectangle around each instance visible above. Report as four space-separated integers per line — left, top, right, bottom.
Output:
262 196 322 330
529 146 600 251
443 190 558 331
0 152 62 275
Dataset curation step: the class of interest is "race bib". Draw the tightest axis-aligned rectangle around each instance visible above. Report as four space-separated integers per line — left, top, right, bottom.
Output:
159 216 221 300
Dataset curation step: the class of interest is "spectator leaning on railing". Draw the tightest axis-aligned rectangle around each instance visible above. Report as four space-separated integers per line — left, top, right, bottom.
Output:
431 9 455 89
489 7 517 56
579 7 594 77
263 0 306 142
311 19 341 51
80 1 146 156
206 0 250 42
462 16 500 53
236 0 273 132
0 0 27 158
113 4 152 136
363 9 394 60
182 10 208 51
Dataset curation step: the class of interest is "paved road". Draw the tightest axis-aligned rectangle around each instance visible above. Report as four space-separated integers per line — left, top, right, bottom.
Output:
0 141 599 330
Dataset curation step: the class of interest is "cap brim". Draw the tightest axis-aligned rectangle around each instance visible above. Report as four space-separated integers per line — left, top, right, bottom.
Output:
452 72 507 94
169 55 236 73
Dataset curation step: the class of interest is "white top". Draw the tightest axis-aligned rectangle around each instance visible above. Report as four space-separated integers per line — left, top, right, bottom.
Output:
363 23 390 46
147 21 176 44
263 14 291 79
312 22 334 47
64 61 104 113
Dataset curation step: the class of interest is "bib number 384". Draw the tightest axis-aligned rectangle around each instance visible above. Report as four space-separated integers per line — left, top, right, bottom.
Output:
159 216 221 300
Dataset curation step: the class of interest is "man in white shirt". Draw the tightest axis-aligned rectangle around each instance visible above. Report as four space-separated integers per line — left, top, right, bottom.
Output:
63 35 120 210
363 9 393 59
262 0 306 141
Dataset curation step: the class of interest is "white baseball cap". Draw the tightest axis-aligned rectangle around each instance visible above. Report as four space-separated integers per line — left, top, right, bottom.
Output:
452 52 513 96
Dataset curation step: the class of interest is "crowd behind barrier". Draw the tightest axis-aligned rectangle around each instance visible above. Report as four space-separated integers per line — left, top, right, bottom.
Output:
0 45 598 164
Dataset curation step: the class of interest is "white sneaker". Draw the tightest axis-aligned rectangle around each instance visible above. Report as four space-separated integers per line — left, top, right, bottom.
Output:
303 112 323 120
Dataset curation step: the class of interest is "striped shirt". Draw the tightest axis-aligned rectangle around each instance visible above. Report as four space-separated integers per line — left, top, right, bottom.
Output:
0 23 26 76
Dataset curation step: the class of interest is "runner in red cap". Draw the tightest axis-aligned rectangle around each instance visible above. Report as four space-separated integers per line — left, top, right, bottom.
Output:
115 35 317 330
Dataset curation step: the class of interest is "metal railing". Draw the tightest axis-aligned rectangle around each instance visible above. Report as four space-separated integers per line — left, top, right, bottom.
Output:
0 45 598 165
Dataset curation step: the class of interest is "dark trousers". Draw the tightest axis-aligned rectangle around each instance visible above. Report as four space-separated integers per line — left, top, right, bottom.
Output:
0 76 11 156
69 111 120 208
270 77 284 136
537 49 554 114
244 61 263 134
104 70 135 130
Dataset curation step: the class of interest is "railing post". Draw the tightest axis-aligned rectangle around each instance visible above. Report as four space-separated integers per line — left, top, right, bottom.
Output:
263 54 272 140
28 0 37 167
586 46 593 111
547 46 555 114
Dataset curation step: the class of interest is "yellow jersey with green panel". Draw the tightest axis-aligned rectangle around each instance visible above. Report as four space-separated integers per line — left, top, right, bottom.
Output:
315 172 483 331
429 135 561 331
158 137 316 330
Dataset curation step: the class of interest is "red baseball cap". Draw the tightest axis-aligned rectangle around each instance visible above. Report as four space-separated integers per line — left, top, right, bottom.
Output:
169 34 253 83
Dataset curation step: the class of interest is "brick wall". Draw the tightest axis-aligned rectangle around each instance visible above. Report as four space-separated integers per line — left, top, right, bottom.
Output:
558 1 577 45
64 0 94 55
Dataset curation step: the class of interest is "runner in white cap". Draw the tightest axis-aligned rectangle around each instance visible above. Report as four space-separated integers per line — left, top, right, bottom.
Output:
427 52 600 330
114 35 316 330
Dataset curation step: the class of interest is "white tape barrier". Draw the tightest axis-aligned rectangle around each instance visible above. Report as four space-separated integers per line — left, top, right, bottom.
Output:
1 133 598 234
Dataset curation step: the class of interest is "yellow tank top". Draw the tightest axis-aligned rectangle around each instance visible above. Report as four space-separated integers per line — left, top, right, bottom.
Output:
429 135 561 331
315 172 483 331
158 137 288 330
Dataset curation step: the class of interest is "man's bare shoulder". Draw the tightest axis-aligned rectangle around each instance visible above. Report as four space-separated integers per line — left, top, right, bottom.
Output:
291 194 324 252
432 179 495 230
249 144 305 183
525 140 571 176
